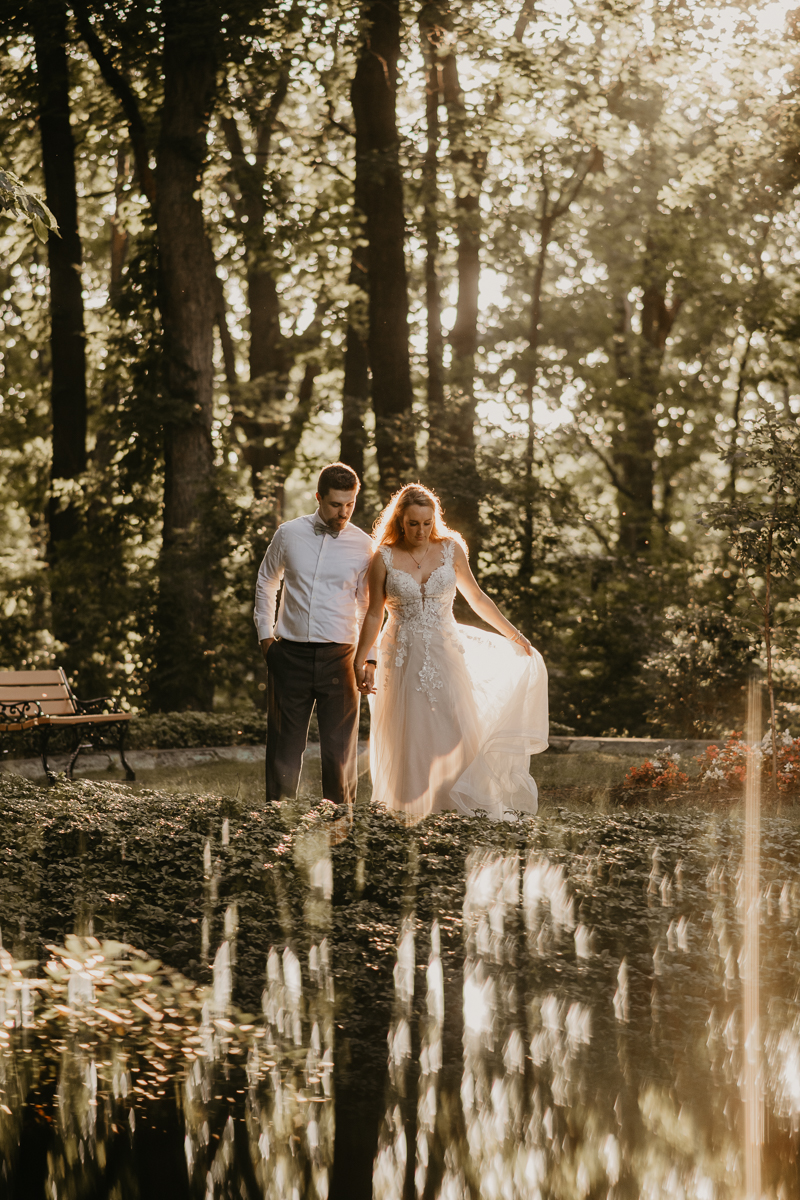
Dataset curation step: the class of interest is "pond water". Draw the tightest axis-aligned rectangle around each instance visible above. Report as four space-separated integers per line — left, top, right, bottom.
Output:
1 775 799 1198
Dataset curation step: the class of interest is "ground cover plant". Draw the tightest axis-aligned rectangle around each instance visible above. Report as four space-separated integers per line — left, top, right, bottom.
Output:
622 730 800 796
696 730 800 794
622 748 690 791
4 773 800 1195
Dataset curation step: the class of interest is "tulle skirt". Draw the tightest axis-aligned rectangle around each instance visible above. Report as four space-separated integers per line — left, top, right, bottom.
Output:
368 619 548 823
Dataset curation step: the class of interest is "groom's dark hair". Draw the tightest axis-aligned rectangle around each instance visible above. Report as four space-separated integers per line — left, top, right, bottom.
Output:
317 462 360 497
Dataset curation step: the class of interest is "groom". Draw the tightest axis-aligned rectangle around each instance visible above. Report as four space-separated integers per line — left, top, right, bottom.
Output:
254 462 375 807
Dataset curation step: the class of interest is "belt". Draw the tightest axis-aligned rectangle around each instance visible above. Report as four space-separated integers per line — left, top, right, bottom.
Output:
277 639 354 648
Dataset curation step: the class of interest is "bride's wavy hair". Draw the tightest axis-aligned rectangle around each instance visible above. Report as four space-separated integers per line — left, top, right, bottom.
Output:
372 483 467 551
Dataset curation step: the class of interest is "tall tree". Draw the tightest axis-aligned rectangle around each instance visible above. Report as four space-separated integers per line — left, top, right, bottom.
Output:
422 1 535 554
339 30 371 513
517 144 601 575
220 62 328 515
339 192 370 507
76 0 223 707
150 0 221 709
32 0 87 574
439 49 482 547
351 0 416 496
608 227 681 557
418 4 446 495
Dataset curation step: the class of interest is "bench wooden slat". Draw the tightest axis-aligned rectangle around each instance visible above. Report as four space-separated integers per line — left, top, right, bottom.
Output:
0 685 71 701
0 670 67 685
0 693 75 714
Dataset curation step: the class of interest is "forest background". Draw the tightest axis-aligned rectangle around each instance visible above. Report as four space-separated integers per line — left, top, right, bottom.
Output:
1 0 799 739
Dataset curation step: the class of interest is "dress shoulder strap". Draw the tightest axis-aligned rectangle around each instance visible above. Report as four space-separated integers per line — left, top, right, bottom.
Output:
442 538 456 565
379 544 394 570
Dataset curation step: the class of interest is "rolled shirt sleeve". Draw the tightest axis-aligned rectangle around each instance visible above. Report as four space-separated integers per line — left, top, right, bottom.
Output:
253 526 285 641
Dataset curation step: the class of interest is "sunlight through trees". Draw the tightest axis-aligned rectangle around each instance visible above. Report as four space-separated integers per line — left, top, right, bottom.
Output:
0 0 798 734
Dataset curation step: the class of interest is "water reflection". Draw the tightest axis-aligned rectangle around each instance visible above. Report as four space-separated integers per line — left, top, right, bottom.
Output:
373 915 415 1197
3 804 800 1195
371 824 800 1198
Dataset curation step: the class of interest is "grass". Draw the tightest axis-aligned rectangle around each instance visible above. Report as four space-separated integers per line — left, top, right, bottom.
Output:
66 743 800 818
65 747 708 814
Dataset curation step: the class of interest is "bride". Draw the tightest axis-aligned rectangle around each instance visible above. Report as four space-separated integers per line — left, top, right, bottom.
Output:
354 484 548 823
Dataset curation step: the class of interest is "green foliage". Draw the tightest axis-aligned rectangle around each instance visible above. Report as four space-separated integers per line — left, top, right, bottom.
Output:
703 415 800 592
644 599 758 738
1 0 800 734
2 709 265 759
0 167 57 241
127 710 266 749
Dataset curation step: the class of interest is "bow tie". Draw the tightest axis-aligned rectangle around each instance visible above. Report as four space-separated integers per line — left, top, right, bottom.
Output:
314 520 340 539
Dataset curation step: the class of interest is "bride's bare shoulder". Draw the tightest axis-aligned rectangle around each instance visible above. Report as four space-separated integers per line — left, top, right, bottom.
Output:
449 539 469 566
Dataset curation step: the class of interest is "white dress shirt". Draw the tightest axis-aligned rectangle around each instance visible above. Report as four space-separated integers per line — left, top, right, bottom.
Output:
254 513 374 644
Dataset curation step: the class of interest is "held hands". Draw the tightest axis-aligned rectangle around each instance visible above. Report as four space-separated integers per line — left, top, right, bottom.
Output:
355 661 376 695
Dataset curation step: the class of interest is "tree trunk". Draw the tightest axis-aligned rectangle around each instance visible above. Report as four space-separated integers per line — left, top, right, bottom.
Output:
612 388 656 556
610 240 679 557
221 79 320 508
341 67 371 506
110 150 130 295
419 8 445 446
33 0 87 566
340 245 370 501
518 209 552 580
72 1 157 204
93 149 129 473
150 0 220 711
330 71 377 523
351 0 416 497
430 1 535 553
609 296 655 557
219 86 289 387
439 50 482 550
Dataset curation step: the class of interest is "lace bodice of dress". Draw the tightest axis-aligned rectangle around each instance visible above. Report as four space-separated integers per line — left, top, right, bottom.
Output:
379 539 462 704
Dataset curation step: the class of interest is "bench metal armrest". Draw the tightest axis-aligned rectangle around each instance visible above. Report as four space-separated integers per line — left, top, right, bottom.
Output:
0 699 43 722
73 695 124 716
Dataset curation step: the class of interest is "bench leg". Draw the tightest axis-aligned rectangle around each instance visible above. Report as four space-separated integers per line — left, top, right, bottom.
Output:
67 731 85 780
40 726 56 786
119 724 135 782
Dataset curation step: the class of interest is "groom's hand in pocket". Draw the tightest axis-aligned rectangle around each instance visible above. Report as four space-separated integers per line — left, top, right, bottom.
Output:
260 637 275 662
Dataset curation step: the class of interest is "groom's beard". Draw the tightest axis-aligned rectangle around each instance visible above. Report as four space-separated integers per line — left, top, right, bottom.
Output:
318 509 351 531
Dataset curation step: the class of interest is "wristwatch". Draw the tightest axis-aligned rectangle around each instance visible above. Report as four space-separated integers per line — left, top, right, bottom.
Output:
366 659 377 666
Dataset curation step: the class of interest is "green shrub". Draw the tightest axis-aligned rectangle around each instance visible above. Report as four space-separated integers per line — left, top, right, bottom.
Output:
2 704 371 759
127 711 266 750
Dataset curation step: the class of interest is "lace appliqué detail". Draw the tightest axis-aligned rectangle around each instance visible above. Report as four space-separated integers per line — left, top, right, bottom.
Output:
380 540 459 706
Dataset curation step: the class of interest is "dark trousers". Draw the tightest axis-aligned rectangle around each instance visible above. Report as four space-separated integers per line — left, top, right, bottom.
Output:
265 639 359 806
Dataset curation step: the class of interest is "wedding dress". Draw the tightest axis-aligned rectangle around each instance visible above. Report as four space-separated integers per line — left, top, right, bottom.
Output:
368 539 549 823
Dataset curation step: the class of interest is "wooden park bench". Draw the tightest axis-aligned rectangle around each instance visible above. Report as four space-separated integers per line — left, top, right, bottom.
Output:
0 669 135 783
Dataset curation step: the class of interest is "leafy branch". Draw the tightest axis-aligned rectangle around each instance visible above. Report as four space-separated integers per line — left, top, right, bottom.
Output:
0 168 58 242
